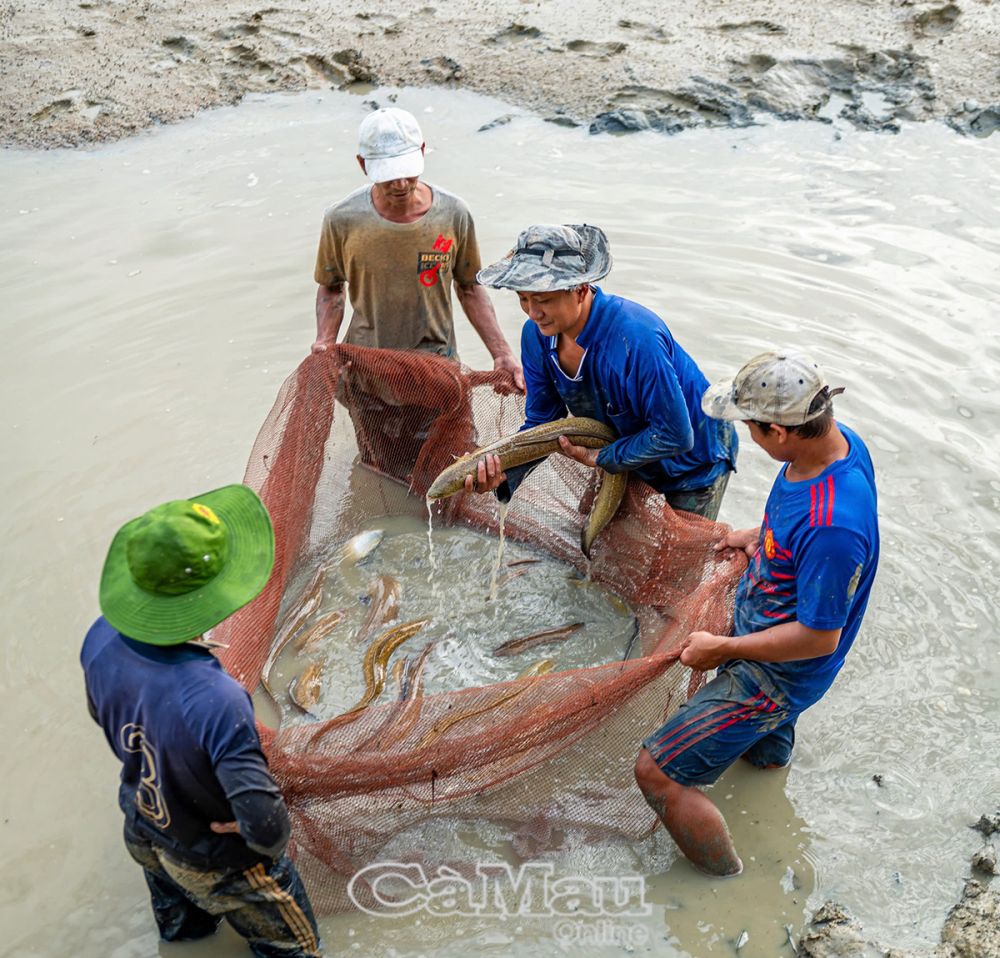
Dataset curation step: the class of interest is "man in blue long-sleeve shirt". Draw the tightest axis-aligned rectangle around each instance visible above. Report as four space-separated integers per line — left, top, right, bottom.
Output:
469 224 736 518
81 486 320 956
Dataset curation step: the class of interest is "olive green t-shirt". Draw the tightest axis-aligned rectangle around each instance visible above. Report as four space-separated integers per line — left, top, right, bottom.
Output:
313 183 482 357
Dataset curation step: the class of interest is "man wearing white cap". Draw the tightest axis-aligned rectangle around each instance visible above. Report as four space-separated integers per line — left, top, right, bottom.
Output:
634 352 879 877
312 107 522 389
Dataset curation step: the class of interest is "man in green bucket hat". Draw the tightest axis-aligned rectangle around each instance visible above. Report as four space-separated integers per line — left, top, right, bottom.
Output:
81 485 321 956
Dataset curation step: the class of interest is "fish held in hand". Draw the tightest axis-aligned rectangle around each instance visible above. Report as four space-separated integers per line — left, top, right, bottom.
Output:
580 469 628 558
427 417 615 499
493 622 585 657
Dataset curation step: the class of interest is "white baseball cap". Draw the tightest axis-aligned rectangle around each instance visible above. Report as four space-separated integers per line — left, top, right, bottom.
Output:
702 351 844 426
357 108 425 183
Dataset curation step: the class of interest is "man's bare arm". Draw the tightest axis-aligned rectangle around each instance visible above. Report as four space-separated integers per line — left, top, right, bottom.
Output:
454 282 525 393
312 283 346 353
675 621 842 672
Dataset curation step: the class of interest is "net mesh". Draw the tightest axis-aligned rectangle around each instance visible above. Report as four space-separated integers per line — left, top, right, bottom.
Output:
214 345 744 913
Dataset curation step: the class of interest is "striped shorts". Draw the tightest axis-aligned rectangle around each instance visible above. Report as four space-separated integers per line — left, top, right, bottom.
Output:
642 661 798 786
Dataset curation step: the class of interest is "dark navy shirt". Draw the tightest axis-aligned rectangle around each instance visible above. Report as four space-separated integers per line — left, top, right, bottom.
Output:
514 286 737 495
732 424 880 710
81 617 289 869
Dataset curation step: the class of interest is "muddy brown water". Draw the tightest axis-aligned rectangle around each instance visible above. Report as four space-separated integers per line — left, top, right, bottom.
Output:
1 88 998 957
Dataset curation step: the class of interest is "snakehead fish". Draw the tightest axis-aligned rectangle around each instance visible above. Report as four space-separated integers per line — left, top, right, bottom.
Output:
327 618 431 729
517 658 556 678
366 642 436 752
427 417 627 554
341 529 384 566
260 607 346 701
417 659 555 748
271 562 326 643
426 417 616 499
391 657 410 700
289 662 323 712
353 574 402 645
293 608 347 656
492 622 585 657
259 563 328 702
580 469 628 558
566 575 632 616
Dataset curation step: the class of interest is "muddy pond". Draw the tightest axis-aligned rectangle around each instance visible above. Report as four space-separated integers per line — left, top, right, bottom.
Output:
1 87 998 957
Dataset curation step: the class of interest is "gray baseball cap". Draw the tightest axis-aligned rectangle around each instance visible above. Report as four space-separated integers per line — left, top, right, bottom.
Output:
358 108 424 183
476 224 612 292
702 351 845 426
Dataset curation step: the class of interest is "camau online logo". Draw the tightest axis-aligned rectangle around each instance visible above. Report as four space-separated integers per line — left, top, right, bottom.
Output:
347 861 651 919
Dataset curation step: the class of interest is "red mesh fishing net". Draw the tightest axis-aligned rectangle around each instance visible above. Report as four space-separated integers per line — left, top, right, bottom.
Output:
214 345 744 913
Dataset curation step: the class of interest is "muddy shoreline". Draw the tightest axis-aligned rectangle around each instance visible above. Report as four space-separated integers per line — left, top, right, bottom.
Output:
3 0 999 149
800 813 1000 958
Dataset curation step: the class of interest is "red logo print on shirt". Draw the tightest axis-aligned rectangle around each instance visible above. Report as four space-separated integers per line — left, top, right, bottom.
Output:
418 234 454 287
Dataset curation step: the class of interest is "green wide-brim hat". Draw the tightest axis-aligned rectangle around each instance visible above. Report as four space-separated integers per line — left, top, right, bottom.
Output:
99 484 275 645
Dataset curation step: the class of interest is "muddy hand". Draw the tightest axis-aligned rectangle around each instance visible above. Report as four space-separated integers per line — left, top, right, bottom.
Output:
713 527 760 560
558 435 599 468
463 453 507 494
679 631 730 671
492 353 526 395
210 821 241 835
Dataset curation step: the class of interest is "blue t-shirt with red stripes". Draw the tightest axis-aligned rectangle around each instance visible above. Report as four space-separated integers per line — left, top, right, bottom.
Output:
732 423 879 710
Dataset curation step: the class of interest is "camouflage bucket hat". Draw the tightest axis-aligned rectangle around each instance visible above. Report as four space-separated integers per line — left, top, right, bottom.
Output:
477 224 613 292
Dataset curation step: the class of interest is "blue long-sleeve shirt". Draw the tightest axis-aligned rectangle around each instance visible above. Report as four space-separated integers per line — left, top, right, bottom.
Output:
507 286 736 496
81 617 290 869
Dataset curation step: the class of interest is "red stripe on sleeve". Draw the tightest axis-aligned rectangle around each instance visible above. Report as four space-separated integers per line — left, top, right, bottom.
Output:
826 475 835 526
809 484 816 527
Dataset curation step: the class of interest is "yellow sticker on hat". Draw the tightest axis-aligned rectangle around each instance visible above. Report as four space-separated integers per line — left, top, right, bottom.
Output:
192 503 221 525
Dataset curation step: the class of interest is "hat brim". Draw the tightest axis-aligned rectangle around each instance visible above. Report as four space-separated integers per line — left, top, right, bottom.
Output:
476 223 613 292
364 148 424 184
701 379 747 421
99 484 275 645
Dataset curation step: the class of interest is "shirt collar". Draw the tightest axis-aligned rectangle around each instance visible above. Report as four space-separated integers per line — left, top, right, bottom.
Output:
574 285 607 351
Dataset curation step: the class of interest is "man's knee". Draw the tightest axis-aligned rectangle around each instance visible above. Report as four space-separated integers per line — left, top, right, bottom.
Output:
634 748 678 795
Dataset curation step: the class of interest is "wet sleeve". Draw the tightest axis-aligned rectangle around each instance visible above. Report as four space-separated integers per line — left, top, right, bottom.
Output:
452 204 483 286
498 322 567 501
795 526 870 631
595 330 694 473
205 691 291 859
313 210 346 287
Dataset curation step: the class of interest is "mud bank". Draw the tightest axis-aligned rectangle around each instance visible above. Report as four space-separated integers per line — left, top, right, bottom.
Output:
800 813 1000 958
2 0 999 148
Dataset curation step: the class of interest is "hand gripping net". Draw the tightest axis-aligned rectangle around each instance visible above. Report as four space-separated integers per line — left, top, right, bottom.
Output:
213 345 744 913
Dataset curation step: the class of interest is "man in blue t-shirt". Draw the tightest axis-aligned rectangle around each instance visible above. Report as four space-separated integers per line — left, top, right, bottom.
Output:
81 486 321 956
634 351 879 877
465 224 737 522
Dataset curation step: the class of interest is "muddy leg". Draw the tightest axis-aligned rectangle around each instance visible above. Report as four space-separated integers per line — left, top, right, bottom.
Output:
634 747 742 877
